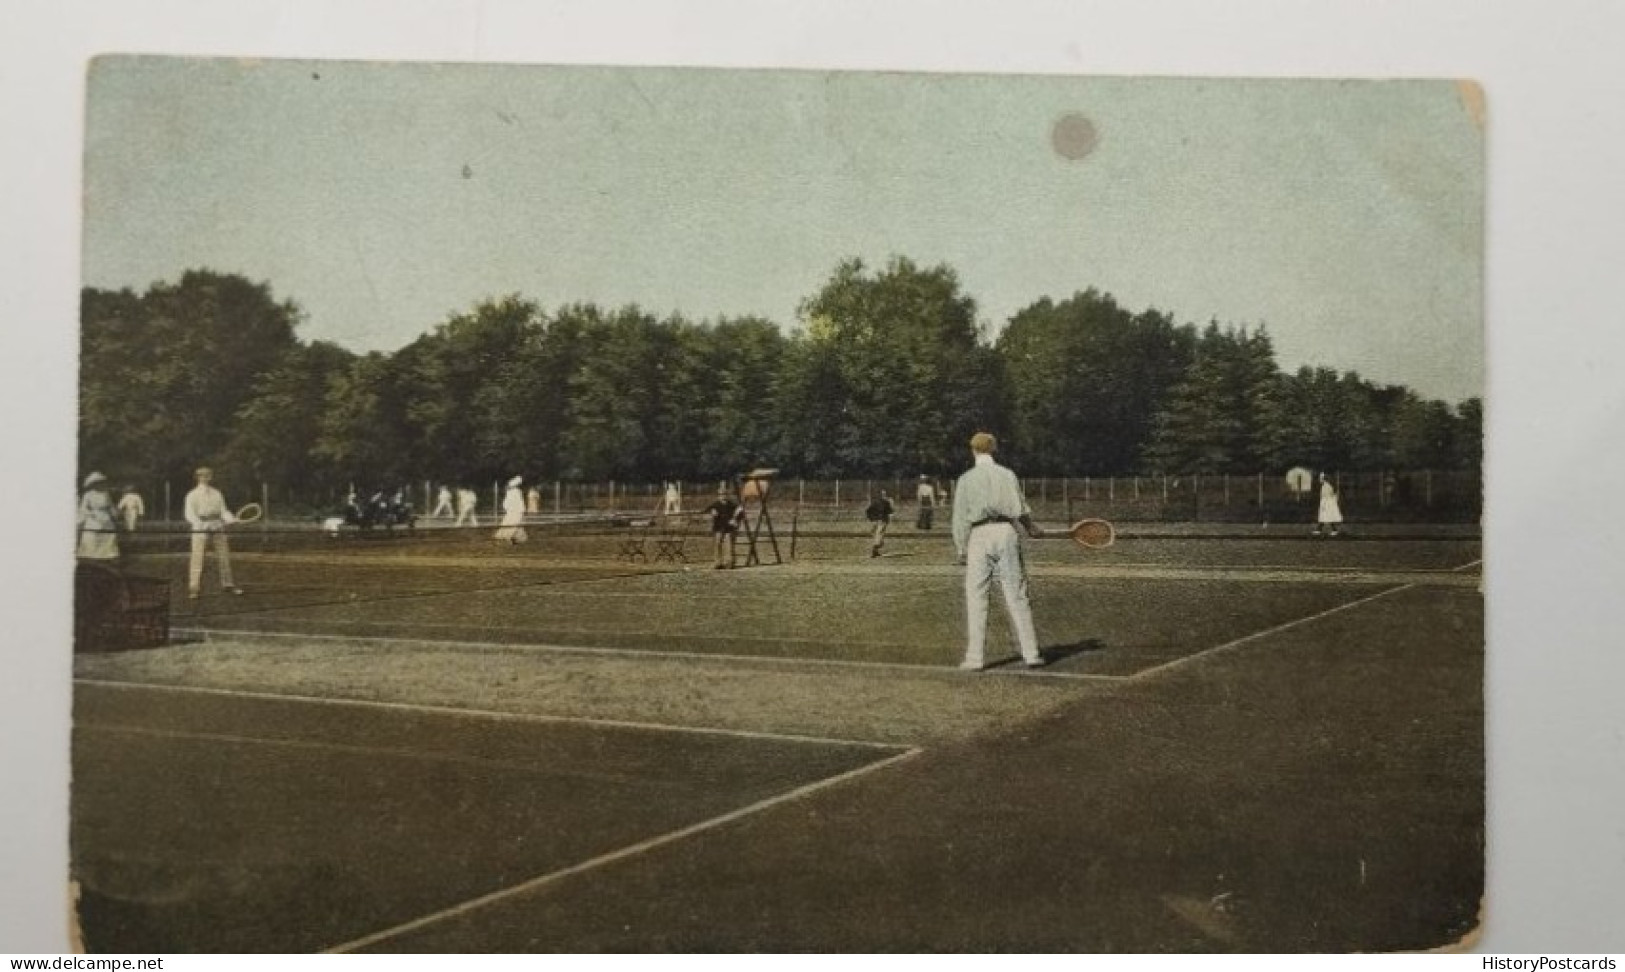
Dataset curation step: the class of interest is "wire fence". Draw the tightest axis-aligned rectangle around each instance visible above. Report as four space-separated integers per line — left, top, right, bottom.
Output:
117 469 1480 531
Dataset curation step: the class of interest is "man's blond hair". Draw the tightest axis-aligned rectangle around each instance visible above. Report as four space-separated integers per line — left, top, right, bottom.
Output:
969 432 998 455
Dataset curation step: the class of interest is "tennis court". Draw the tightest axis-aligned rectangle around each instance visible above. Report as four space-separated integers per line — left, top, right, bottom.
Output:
71 523 1483 951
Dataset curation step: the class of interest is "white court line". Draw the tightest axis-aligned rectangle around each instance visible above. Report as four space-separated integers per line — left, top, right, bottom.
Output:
165 625 1133 681
1129 584 1416 681
73 678 913 751
323 746 923 953
74 723 711 787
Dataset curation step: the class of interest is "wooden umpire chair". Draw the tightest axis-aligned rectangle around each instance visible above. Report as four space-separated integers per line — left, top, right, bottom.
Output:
74 562 171 653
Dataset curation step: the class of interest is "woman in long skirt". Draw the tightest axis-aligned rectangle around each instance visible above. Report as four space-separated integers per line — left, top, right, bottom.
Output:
495 475 528 544
77 471 121 561
1313 472 1343 537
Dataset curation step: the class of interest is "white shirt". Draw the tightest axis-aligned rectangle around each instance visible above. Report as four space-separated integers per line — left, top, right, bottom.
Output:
951 454 1031 557
185 484 231 531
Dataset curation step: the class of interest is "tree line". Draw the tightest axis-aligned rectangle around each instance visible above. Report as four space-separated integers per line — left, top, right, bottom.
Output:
79 260 1481 499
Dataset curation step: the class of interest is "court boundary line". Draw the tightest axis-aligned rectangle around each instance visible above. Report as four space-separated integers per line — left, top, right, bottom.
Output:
160 627 1130 681
72 678 916 751
323 745 924 953
1129 583 1416 680
76 723 792 786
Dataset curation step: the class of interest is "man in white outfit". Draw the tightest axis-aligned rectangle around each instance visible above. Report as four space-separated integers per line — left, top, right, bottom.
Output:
454 486 479 527
951 433 1045 671
184 466 242 599
431 485 454 518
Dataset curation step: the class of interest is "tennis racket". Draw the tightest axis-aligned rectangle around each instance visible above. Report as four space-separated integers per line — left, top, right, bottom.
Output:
231 503 263 526
1067 518 1115 549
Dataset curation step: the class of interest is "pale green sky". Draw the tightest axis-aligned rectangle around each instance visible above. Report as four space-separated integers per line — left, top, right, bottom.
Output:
83 57 1483 402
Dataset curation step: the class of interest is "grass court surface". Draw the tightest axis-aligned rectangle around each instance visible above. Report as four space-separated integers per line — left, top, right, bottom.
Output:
72 523 1483 951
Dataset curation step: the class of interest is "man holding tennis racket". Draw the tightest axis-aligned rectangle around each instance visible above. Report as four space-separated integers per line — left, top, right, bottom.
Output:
951 432 1045 671
184 466 244 599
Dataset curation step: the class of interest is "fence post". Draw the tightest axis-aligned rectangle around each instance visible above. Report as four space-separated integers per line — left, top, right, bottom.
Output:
1257 472 1264 512
834 479 840 514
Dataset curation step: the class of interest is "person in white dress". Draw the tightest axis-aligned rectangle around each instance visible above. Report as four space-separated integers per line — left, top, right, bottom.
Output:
495 476 528 544
1313 472 1344 537
77 472 120 561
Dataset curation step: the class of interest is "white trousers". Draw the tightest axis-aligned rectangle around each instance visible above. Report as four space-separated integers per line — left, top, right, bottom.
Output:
189 529 235 592
963 522 1041 666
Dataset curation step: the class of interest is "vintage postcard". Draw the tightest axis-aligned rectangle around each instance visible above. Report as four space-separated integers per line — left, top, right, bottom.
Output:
71 57 1483 952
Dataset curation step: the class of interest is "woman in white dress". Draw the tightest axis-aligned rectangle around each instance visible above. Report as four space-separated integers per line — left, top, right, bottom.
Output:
495 475 528 544
1313 472 1343 537
77 471 121 561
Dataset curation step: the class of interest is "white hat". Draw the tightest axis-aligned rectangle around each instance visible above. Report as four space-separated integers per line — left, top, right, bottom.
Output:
83 471 107 488
508 476 523 487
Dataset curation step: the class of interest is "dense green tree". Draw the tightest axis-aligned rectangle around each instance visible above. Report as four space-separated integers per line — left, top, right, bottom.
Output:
698 316 789 479
394 294 540 484
217 340 356 496
796 256 1001 476
78 263 1481 502
1142 322 1282 474
79 271 302 487
999 291 1196 475
312 352 413 488
1451 398 1482 471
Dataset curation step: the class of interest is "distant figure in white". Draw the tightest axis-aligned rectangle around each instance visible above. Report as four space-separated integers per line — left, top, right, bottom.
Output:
1313 472 1343 538
454 486 479 527
431 485 454 518
116 485 145 533
77 472 120 561
184 466 242 598
915 475 937 531
526 485 541 515
496 476 528 544
663 481 682 515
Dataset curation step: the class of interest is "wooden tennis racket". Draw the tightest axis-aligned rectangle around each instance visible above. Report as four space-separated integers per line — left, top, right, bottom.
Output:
1067 518 1115 549
231 503 263 526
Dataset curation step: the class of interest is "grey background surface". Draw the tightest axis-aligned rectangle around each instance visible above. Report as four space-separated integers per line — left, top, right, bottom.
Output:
4 0 1622 954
